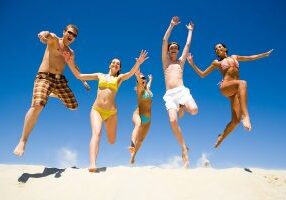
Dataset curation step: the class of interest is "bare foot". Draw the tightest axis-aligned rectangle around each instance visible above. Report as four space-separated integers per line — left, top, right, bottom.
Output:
182 146 190 168
88 168 97 173
88 164 97 173
178 104 185 118
13 141 26 156
214 134 224 148
241 116 252 131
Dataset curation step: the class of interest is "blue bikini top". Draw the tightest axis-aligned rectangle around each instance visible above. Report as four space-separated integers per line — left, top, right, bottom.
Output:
141 90 153 99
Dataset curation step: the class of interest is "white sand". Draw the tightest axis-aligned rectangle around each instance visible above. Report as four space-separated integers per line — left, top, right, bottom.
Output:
1 164 286 200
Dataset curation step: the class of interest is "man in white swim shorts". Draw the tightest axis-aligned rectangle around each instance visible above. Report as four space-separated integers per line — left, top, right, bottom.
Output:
162 16 198 168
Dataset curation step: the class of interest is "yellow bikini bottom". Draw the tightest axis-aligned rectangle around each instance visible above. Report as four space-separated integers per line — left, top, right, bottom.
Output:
92 106 117 121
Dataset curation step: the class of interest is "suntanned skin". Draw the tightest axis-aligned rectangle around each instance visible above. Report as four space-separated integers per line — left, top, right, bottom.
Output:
129 70 153 164
72 50 149 171
162 16 197 168
13 25 86 156
187 44 273 148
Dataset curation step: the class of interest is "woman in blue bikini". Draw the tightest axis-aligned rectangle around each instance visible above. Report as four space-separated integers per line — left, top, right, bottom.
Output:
187 43 273 148
129 70 153 164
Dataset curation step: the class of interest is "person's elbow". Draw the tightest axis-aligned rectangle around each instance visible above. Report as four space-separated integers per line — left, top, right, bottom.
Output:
201 72 208 78
74 72 81 80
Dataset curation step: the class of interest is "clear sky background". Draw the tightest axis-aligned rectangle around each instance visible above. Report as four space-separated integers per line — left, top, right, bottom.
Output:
1 0 285 169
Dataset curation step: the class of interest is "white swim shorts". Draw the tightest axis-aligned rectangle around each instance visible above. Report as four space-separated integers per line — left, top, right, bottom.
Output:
163 85 197 111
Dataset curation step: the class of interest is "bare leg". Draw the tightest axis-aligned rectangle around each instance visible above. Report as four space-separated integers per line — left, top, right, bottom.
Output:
214 94 241 148
179 100 197 168
104 114 117 144
13 105 44 156
220 80 251 131
89 109 103 171
130 122 151 164
168 109 189 168
182 146 190 168
129 150 136 165
178 104 185 118
134 123 150 153
237 81 251 130
129 110 141 164
129 110 141 152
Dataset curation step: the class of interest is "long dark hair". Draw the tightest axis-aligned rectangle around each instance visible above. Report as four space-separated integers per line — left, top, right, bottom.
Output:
215 43 228 61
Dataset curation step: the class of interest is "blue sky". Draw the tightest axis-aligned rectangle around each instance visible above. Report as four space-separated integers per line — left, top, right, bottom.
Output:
1 0 286 169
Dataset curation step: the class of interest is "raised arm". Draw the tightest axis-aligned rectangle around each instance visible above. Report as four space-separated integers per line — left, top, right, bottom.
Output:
187 54 218 78
162 16 180 66
118 50 149 82
236 49 273 62
179 22 194 63
134 69 143 84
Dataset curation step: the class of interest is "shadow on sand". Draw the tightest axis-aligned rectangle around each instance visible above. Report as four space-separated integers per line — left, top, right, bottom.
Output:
18 167 70 183
18 166 107 183
91 167 107 173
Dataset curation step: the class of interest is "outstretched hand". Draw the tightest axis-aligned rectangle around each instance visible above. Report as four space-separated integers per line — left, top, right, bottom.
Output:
186 22 194 31
171 16 180 26
187 53 194 66
38 31 49 44
136 50 149 65
266 49 274 57
38 35 48 44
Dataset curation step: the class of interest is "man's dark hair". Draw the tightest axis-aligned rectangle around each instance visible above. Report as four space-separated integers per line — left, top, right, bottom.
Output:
64 24 79 35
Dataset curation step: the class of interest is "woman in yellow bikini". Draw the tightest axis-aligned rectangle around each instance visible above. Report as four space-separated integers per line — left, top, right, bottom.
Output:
187 44 273 148
129 70 153 164
72 50 148 172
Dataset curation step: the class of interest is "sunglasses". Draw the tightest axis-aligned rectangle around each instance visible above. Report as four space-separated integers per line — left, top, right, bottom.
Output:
140 76 146 80
67 30 77 38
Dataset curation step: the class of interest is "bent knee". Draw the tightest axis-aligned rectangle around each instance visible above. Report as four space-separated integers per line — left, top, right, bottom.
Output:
108 138 116 144
231 118 240 125
68 104 78 110
107 133 116 144
239 80 247 88
169 115 178 123
91 132 102 140
190 107 198 115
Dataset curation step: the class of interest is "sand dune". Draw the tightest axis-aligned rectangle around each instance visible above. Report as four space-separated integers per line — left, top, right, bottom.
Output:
1 164 286 200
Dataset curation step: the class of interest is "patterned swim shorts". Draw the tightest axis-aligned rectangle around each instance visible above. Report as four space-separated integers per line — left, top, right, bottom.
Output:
31 72 78 109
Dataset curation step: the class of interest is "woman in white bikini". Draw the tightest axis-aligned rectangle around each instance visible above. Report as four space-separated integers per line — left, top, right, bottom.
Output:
187 43 273 148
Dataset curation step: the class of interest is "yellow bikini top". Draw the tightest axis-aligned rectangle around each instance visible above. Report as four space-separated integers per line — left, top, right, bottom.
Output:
98 75 119 92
